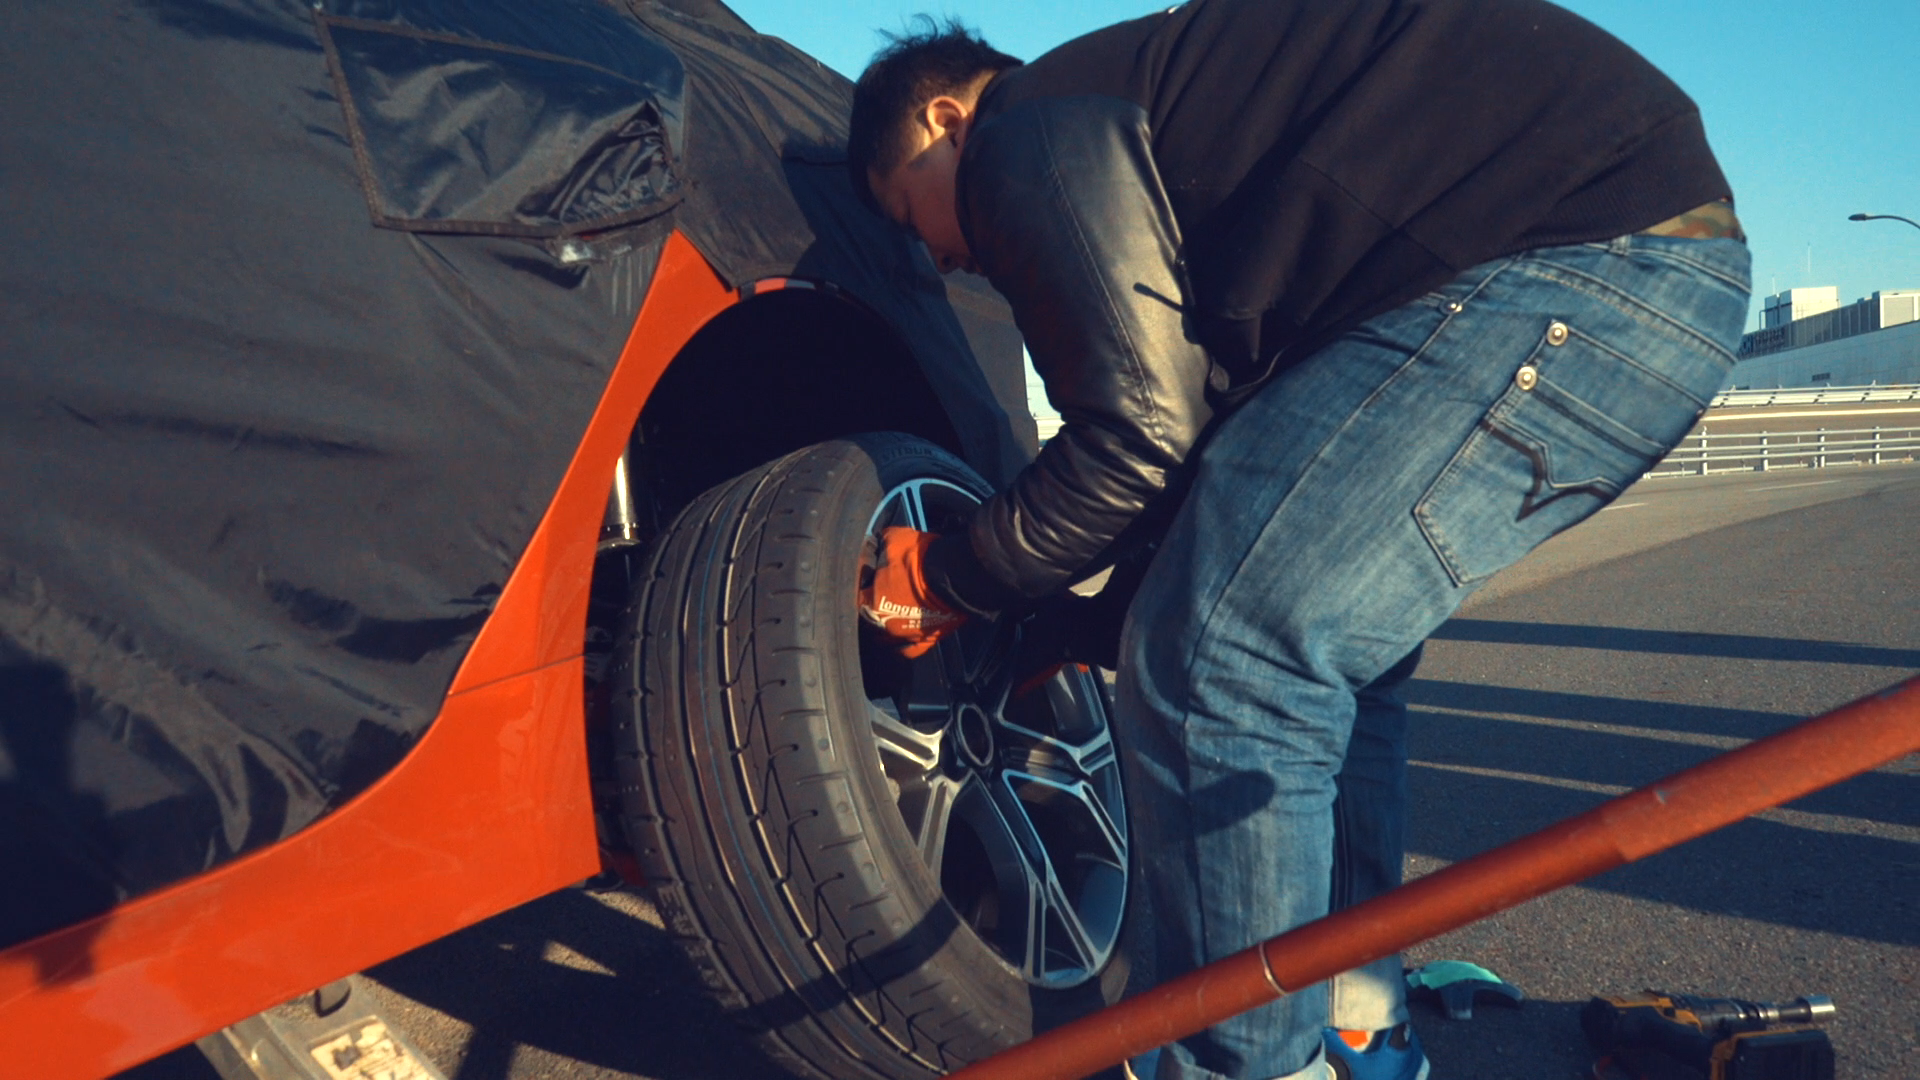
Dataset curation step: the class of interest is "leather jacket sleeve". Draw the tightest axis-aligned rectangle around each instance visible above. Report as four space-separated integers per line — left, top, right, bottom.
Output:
925 95 1215 616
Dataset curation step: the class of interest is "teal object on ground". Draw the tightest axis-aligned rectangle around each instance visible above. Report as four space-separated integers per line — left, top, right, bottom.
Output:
1404 961 1525 1020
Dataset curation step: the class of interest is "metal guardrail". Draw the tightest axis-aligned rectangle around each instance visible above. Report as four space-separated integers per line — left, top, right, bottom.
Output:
1710 383 1920 408
1648 424 1920 477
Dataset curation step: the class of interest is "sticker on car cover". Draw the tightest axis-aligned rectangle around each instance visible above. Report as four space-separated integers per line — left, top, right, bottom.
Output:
309 1022 430 1080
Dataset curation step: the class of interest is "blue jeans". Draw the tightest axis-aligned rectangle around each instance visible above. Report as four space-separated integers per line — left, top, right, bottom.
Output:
1116 236 1751 1080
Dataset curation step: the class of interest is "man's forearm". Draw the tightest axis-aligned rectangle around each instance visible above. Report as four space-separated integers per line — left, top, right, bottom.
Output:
950 94 1217 611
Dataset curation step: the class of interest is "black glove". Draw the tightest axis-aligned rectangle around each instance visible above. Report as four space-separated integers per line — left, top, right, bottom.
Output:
1010 544 1157 696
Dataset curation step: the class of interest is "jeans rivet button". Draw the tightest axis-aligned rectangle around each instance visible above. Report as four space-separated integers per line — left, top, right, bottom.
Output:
1515 365 1538 391
1546 320 1570 346
1443 300 1464 314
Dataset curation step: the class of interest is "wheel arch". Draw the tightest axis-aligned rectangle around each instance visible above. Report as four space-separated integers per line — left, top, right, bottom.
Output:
583 277 982 878
627 280 968 525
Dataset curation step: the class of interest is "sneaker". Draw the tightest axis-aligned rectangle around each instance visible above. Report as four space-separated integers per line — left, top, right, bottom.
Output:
1323 1024 1430 1080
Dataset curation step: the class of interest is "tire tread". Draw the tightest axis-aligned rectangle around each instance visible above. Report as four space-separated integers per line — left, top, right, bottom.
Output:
612 436 1106 1079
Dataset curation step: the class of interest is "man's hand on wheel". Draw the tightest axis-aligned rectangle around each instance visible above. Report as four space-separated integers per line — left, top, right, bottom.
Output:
1009 593 1104 699
860 526 967 658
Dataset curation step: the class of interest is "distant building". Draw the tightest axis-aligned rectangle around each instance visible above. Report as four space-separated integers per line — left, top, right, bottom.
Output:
1742 288 1920 358
1731 285 1920 388
1762 286 1840 328
1732 286 1920 389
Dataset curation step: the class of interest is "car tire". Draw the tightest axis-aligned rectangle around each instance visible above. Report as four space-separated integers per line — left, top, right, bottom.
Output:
610 433 1130 1080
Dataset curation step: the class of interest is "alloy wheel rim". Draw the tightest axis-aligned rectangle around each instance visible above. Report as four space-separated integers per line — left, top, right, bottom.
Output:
863 479 1128 989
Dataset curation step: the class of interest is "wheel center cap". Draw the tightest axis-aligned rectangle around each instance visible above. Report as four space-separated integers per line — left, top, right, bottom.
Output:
955 703 995 769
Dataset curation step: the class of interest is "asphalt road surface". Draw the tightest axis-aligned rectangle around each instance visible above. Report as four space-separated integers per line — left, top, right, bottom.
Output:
123 462 1920 1080
1402 462 1919 1079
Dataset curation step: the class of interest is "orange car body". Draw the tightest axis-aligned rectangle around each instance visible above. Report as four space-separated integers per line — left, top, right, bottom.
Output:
0 234 743 1079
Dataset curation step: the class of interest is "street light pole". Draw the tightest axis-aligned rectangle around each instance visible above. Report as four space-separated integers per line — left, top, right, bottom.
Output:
1849 212 1920 232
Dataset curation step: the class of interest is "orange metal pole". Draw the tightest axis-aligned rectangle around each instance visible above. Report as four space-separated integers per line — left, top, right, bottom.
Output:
948 675 1920 1080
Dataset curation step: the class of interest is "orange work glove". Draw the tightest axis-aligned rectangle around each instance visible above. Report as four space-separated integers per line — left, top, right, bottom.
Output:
859 526 967 658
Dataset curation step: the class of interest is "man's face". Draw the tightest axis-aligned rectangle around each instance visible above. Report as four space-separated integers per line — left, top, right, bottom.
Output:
868 95 977 275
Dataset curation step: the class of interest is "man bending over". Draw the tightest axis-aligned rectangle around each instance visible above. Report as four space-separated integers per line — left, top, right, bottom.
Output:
851 3 1748 1077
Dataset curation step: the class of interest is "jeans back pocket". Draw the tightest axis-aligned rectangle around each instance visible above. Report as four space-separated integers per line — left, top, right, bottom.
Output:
1414 323 1713 587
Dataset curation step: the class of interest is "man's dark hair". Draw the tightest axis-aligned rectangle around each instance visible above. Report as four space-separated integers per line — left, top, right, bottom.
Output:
847 18 1021 211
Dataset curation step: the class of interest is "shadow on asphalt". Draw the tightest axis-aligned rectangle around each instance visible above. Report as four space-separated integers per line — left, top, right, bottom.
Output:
1414 677 1802 739
112 1045 220 1080
1405 702 1919 948
1408 995 1595 1079
368 887 793 1080
113 879 1135 1080
370 884 1130 1080
1409 682 1919 827
1431 619 1920 669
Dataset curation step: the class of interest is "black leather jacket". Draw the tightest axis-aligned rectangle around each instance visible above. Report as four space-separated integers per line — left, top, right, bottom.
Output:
925 96 1213 617
922 0 1731 616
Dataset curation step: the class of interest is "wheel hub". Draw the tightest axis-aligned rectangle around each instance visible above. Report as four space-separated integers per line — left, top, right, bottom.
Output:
955 703 995 769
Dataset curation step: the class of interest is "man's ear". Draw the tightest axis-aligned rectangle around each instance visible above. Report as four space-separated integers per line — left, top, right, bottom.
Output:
922 95 971 148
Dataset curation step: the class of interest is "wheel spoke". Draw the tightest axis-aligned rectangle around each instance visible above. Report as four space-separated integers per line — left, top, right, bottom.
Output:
868 697 941 774
946 775 1041 957
1000 718 1117 780
873 478 935 532
1019 877 1047 982
1074 728 1118 777
982 777 1057 978
866 479 954 540
994 673 1120 785
983 772 1120 983
1012 765 1126 863
983 768 1043 861
870 697 964 874
899 480 934 530
914 773 963 872
1037 859 1100 975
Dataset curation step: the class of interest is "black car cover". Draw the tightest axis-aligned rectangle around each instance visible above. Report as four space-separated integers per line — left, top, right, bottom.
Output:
0 0 1029 948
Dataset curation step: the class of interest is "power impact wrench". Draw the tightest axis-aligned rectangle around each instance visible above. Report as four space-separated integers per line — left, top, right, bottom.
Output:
1582 992 1836 1080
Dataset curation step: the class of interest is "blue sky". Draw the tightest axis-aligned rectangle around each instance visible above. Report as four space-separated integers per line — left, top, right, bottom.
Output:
726 0 1920 330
